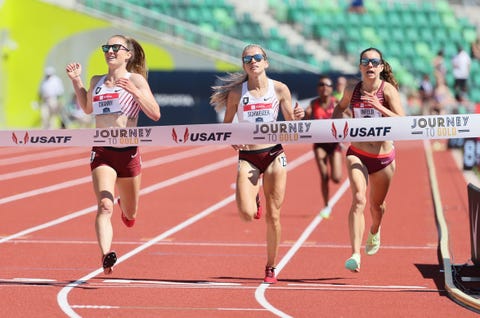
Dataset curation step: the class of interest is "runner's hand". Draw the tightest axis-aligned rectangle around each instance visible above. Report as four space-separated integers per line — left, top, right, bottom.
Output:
65 63 82 80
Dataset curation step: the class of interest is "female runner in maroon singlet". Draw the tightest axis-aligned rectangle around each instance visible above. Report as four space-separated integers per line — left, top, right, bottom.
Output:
304 76 343 218
333 47 405 272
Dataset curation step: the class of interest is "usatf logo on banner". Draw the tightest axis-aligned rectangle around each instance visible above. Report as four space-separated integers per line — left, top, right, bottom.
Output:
332 120 392 140
93 128 153 145
12 132 29 144
171 127 232 144
12 132 72 144
410 115 470 138
252 122 312 142
172 127 189 143
331 122 349 140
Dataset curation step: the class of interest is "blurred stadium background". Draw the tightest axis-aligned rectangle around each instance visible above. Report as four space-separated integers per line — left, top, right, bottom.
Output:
0 0 478 128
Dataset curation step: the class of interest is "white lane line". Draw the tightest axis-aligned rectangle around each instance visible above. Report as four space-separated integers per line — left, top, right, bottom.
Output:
2 239 436 250
0 145 166 167
103 279 242 286
0 156 236 244
0 177 92 205
286 283 427 289
0 158 86 181
11 278 57 282
255 178 350 318
0 146 221 205
70 305 265 312
0 148 86 166
58 151 314 317
57 194 236 318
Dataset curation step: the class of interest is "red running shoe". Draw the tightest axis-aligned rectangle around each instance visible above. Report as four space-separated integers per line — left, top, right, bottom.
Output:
102 251 117 275
118 198 135 227
264 266 277 284
254 194 262 220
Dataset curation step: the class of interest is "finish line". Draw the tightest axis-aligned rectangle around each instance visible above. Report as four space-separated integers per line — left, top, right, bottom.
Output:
2 114 477 147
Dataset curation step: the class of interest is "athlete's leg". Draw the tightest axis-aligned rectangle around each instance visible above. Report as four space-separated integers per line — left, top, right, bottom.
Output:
346 155 368 256
368 160 396 234
330 149 343 184
116 174 141 220
262 152 287 267
92 166 117 256
236 160 261 221
314 146 330 207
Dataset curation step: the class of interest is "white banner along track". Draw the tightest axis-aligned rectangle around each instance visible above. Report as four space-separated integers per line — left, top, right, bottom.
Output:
2 114 478 147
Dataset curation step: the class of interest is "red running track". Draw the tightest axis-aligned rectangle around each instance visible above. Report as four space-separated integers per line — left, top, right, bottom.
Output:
0 141 478 317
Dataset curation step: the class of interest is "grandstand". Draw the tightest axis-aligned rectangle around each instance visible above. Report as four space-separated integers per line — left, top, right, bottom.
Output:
76 0 479 99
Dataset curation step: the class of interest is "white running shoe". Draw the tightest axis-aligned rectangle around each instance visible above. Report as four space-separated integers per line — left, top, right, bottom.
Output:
366 228 381 255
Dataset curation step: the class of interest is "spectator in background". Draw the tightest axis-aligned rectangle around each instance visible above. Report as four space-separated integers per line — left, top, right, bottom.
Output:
348 0 366 14
471 37 480 60
62 93 94 128
432 49 446 87
405 90 421 115
333 76 347 101
432 76 456 115
418 73 434 115
38 66 65 129
304 76 343 219
451 44 471 100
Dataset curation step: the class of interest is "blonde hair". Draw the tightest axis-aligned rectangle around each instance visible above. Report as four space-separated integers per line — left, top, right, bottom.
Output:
210 44 267 111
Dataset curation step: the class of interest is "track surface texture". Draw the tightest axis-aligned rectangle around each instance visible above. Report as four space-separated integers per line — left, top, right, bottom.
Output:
0 141 478 317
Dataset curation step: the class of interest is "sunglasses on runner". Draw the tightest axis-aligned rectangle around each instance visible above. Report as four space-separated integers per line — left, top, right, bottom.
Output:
102 44 130 53
242 54 265 64
360 58 382 67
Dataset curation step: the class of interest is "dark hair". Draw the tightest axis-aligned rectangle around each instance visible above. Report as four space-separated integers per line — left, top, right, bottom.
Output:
359 47 399 90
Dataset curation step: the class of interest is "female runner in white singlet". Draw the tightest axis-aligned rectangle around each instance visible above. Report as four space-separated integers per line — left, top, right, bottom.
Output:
66 35 160 274
210 44 304 283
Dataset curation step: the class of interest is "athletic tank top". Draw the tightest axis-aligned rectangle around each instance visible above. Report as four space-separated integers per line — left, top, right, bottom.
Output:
350 81 385 118
237 79 279 123
312 96 336 119
92 73 141 118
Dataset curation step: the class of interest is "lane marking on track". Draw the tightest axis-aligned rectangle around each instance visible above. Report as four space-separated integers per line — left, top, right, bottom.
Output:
0 148 86 166
255 178 350 318
71 305 120 309
103 279 242 286
57 151 314 317
0 146 223 205
1 278 439 294
57 194 236 318
286 283 428 289
0 158 86 181
0 155 236 244
0 238 438 252
11 278 57 282
0 146 167 167
70 305 266 311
